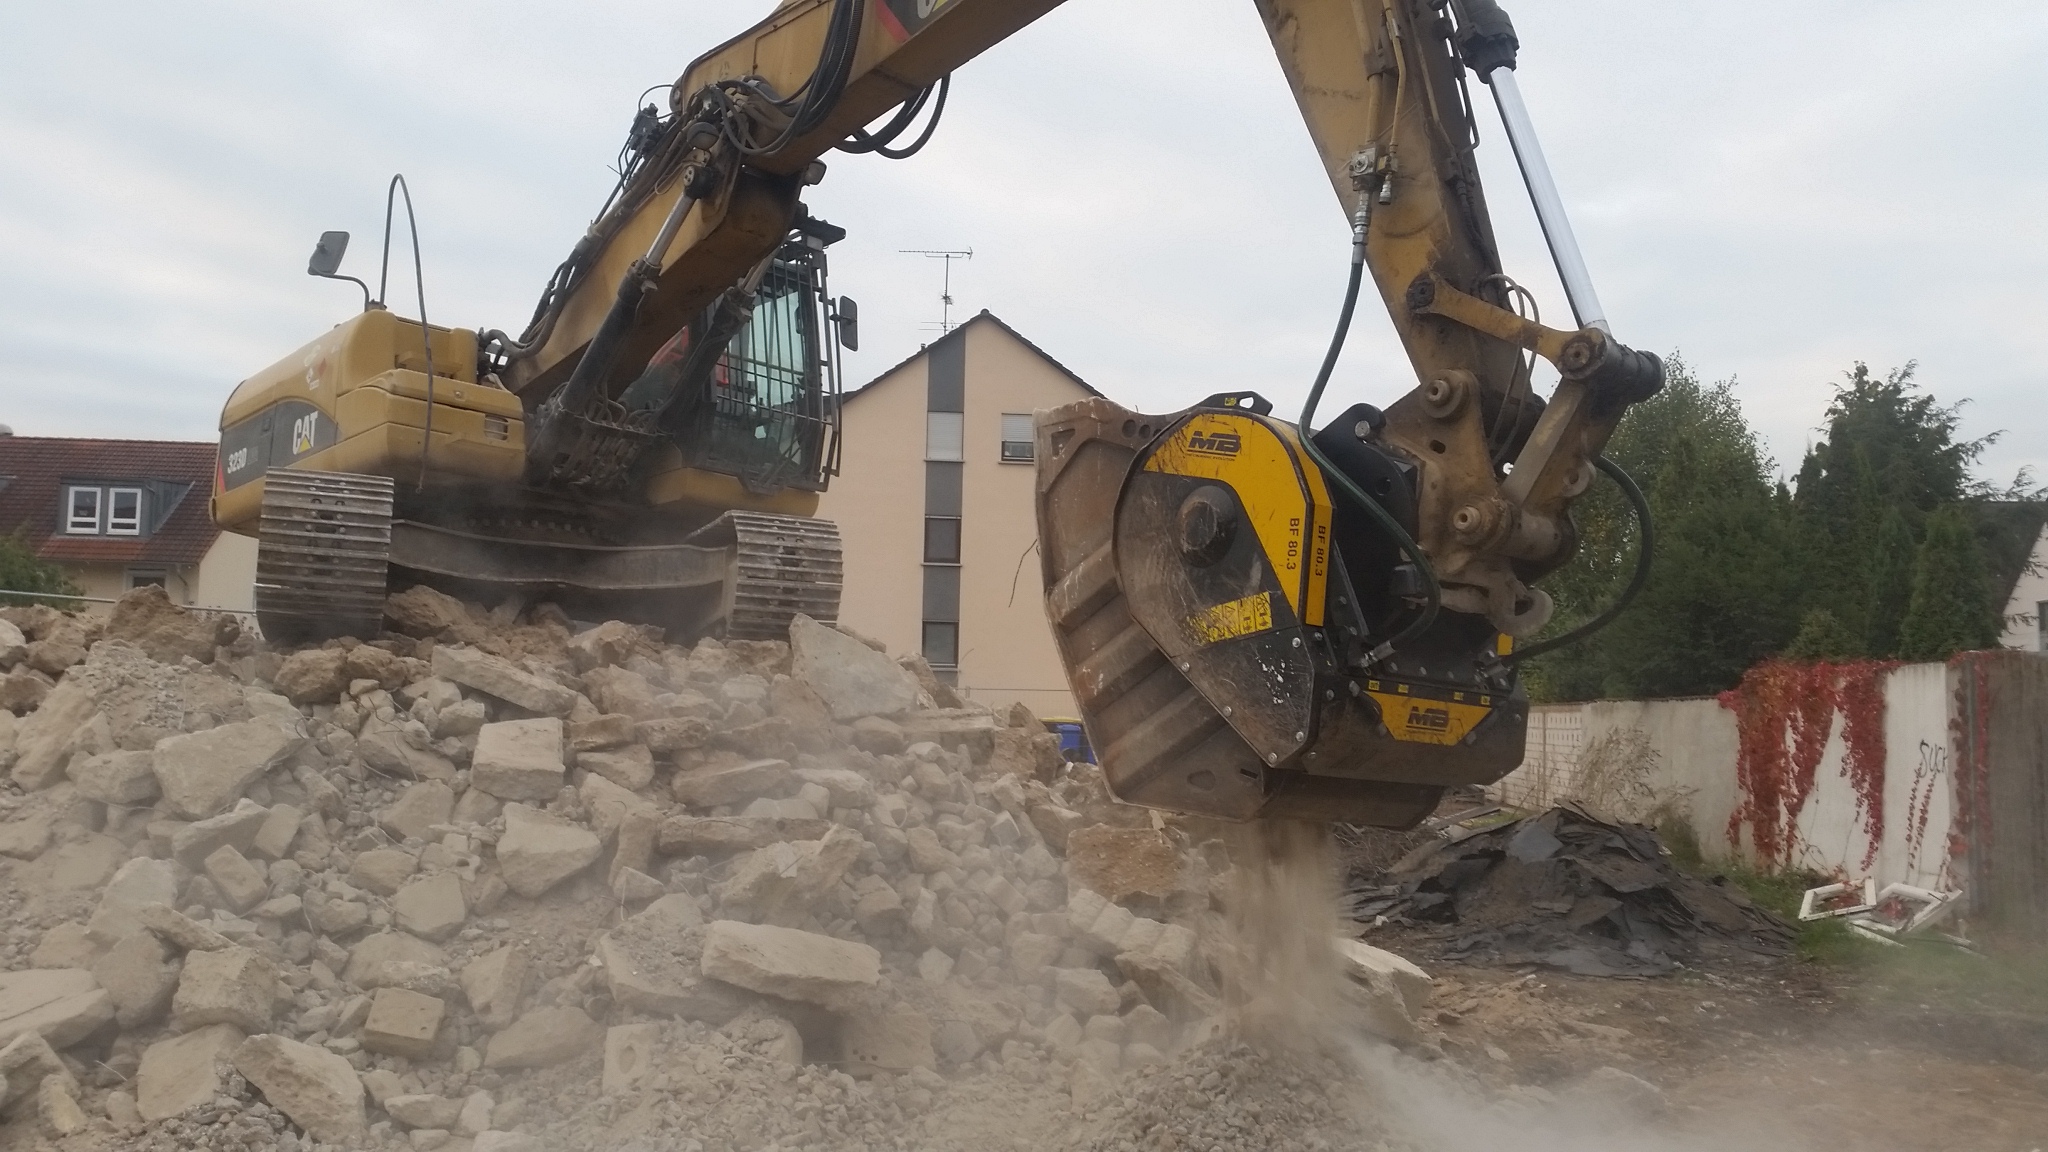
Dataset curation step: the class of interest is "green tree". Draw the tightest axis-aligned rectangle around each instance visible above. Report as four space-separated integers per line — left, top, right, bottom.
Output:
1896 506 2001 660
1527 355 1798 700
0 530 81 607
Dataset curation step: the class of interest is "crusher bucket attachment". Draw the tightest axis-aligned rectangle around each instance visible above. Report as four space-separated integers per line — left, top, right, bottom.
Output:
1034 397 1529 829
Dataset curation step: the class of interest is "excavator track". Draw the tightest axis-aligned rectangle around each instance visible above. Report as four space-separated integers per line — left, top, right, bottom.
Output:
254 469 394 644
718 512 844 639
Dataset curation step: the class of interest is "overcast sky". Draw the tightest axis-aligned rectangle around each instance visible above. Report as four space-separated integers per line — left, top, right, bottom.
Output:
3 1 2042 488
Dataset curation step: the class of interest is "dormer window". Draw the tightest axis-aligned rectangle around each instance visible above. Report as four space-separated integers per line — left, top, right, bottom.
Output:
64 484 151 535
108 488 142 534
66 487 100 533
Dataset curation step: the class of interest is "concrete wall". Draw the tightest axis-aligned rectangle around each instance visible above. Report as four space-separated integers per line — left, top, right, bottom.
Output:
816 316 1089 718
1491 663 1962 890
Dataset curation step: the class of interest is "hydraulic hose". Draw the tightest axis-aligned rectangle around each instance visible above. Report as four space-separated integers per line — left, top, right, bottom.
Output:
1297 207 1444 653
1504 454 1653 663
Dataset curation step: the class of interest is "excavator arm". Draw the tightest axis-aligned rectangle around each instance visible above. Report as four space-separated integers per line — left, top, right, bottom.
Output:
492 0 1664 826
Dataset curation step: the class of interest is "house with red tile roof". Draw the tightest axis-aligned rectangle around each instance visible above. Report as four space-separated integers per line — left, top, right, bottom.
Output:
0 432 256 610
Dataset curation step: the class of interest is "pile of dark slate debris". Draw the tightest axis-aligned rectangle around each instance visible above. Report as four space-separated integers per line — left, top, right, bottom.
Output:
1346 803 1795 977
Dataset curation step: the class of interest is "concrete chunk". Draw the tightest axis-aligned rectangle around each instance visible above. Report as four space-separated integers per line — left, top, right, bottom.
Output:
579 744 655 792
393 871 468 942
203 844 269 913
233 1034 367 1145
91 932 178 1029
1053 967 1120 1018
152 717 302 819
459 946 528 1029
430 646 576 716
86 857 180 944
700 920 880 1011
495 804 602 897
471 719 566 802
380 781 456 843
172 945 275 1032
361 987 446 1059
250 802 305 861
66 749 159 806
342 932 448 990
350 847 419 896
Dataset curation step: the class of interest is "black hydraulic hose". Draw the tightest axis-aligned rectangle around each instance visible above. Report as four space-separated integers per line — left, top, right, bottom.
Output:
375 174 436 489
840 74 950 159
1504 454 1653 663
1298 209 1443 652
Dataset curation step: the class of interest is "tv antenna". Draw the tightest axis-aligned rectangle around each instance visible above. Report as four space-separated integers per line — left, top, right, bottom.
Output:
901 247 973 333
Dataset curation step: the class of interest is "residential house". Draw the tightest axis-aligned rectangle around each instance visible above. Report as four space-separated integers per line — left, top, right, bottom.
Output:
815 312 1096 718
1999 517 2048 652
0 433 256 610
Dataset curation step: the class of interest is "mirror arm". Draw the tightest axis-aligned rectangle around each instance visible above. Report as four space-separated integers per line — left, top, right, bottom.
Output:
315 273 376 313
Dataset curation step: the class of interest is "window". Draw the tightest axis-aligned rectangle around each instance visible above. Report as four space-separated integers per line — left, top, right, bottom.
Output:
65 487 101 533
107 488 142 535
126 569 167 591
925 412 964 461
924 517 961 564
1000 413 1034 462
922 621 959 668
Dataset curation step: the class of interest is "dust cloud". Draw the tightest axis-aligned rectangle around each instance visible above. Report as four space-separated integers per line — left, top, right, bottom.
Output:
1215 821 1817 1152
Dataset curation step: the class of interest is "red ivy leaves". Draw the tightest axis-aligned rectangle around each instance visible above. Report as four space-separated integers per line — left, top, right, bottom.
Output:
1721 659 1897 869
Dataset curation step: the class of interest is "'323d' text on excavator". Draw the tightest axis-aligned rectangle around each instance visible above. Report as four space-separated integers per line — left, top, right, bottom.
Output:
211 0 1664 828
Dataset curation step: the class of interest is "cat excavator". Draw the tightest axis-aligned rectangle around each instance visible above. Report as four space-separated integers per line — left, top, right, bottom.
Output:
212 0 1663 827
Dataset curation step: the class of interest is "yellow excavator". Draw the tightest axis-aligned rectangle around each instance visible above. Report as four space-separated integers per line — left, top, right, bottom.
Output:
212 0 1663 827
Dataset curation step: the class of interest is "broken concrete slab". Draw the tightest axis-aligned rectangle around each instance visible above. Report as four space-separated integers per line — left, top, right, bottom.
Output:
483 1006 602 1069
669 758 793 809
579 743 655 791
0 969 114 1050
837 1004 936 1076
250 802 305 861
789 614 918 721
136 1022 244 1121
430 646 577 717
655 814 829 857
1335 937 1433 1017
350 847 419 896
169 798 269 869
384 1092 464 1130
471 718 566 802
151 716 303 819
234 1033 367 1145
495 803 602 898
699 920 880 1011
603 1022 660 1095
1065 825 1182 903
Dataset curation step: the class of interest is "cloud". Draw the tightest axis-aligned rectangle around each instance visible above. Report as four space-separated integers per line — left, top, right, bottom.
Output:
1 0 2041 487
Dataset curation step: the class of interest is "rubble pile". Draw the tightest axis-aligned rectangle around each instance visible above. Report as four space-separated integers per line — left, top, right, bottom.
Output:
0 586 1428 1152
1350 803 1795 977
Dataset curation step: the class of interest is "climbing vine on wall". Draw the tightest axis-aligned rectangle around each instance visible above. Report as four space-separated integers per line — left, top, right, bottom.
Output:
1944 651 1995 889
1719 659 1898 869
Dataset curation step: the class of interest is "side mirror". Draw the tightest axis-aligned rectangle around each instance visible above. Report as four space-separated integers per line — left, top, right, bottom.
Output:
834 296 860 352
308 231 351 278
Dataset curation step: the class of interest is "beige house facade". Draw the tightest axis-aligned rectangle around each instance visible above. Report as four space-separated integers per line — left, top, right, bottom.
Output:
816 312 1095 718
0 435 257 613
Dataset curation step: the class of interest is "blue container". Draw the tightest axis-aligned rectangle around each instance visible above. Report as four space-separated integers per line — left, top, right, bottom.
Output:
1042 718 1095 765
